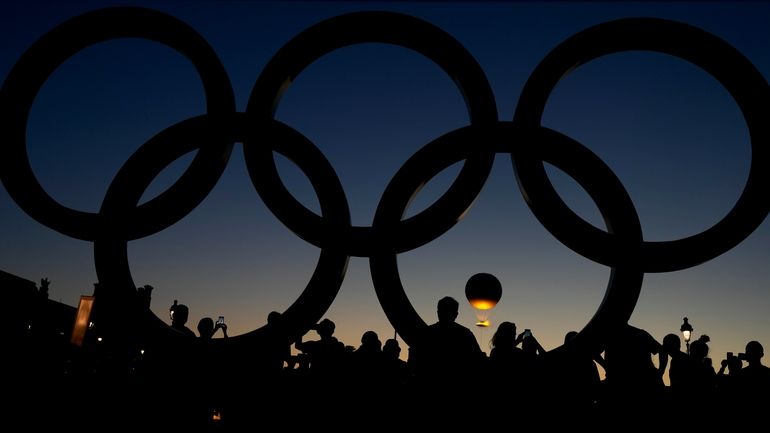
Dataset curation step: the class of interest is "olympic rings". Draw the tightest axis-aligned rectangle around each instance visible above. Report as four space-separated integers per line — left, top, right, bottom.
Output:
94 114 350 344
246 11 497 256
2 9 768 351
514 18 770 272
0 7 236 241
370 122 644 349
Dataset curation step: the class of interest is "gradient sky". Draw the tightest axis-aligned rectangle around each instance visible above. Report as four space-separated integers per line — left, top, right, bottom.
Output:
2 0 769 376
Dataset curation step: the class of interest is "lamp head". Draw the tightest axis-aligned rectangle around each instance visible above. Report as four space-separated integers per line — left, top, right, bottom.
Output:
680 317 694 343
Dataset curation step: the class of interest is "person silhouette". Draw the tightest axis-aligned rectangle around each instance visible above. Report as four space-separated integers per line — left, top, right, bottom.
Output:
550 330 604 412
381 338 410 389
486 321 529 408
661 332 696 406
170 303 196 337
294 318 346 379
348 330 384 392
688 334 716 407
261 311 293 372
735 340 770 409
193 316 227 425
196 317 228 341
489 321 523 359
137 284 153 309
156 302 206 428
223 311 295 428
352 330 383 370
602 322 667 408
715 351 743 412
408 296 484 395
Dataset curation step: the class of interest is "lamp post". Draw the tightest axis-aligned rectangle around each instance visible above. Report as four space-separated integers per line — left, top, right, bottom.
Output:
680 317 693 354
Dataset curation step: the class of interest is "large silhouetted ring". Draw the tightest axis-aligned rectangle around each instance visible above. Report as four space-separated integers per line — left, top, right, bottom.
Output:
0 7 235 241
3 8 769 353
370 122 644 351
95 113 349 345
514 17 770 272
245 11 497 257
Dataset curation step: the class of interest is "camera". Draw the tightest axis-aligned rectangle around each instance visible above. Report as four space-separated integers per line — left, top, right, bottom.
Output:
216 316 225 326
522 329 532 338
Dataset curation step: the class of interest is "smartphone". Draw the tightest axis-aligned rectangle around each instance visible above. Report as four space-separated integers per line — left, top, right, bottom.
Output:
217 316 225 326
523 329 532 338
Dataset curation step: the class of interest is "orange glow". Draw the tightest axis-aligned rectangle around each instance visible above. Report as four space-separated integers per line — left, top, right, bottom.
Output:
70 295 95 347
469 299 497 310
465 272 502 311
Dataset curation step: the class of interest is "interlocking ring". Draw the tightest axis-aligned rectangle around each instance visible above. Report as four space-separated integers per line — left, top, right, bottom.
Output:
0 7 235 241
514 17 770 273
95 114 349 344
245 11 497 257
2 8 768 355
371 122 643 348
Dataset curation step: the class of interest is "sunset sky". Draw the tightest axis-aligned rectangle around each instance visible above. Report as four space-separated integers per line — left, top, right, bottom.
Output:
2 0 769 376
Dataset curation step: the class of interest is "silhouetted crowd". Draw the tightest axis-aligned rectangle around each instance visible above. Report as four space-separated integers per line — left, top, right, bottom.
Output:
11 292 770 431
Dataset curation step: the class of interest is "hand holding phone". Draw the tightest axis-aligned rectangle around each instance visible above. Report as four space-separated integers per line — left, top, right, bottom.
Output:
216 316 225 326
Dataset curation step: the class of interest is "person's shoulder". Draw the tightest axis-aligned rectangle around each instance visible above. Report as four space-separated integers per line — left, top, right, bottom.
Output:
454 322 474 334
172 324 196 337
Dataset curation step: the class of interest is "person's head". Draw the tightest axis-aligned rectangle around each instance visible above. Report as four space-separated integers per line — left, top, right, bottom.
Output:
491 321 517 349
313 318 336 338
360 330 381 349
690 336 710 360
383 339 401 359
437 296 459 323
267 311 282 326
745 340 764 364
171 304 189 326
197 317 215 339
564 330 579 344
662 333 681 354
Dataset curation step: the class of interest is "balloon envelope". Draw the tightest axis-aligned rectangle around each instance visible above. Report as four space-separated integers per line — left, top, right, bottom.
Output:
465 273 502 310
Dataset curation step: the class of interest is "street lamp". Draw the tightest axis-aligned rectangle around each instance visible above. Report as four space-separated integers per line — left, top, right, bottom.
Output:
680 317 693 354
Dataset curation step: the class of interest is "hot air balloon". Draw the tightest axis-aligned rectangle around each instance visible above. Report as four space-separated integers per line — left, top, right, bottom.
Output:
465 272 502 328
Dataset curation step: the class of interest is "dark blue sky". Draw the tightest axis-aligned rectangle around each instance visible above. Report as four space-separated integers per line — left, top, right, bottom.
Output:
2 1 769 372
